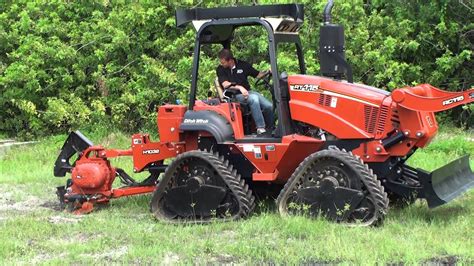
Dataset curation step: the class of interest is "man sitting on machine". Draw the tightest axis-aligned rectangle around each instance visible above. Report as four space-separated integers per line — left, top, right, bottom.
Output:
216 49 274 135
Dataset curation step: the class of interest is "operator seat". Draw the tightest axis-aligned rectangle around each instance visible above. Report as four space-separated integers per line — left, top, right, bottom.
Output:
214 78 253 134
213 78 225 101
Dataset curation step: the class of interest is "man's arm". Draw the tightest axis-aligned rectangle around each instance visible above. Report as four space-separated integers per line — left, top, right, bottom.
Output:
221 80 233 89
256 70 271 79
216 67 230 88
216 67 249 98
245 61 270 79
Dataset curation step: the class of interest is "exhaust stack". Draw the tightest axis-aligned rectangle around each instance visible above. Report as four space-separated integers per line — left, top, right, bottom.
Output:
319 0 353 83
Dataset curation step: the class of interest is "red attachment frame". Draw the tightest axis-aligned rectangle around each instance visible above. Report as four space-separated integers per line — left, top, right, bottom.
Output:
64 145 162 213
392 84 474 112
112 186 156 198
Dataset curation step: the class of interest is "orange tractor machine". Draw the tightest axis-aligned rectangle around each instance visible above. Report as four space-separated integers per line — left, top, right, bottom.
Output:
54 2 474 226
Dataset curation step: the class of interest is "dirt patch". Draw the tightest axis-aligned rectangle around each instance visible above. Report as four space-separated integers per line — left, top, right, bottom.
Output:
79 246 129 261
162 252 180 264
0 191 15 205
48 215 82 224
0 185 42 212
209 254 237 264
28 253 66 264
41 200 64 211
30 253 55 265
0 185 68 227
302 259 343 265
0 194 47 212
219 229 237 239
47 232 98 248
423 256 458 265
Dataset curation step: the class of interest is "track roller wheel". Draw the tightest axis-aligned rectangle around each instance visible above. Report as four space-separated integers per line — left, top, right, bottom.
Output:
276 147 389 226
150 150 255 223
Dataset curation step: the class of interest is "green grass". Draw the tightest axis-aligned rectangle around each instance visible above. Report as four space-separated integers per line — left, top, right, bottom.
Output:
0 129 473 264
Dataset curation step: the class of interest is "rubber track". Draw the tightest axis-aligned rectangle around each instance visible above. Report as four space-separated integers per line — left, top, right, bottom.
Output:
276 147 389 226
150 150 255 223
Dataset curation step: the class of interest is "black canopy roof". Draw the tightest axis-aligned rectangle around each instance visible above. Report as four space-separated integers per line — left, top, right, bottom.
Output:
175 4 304 28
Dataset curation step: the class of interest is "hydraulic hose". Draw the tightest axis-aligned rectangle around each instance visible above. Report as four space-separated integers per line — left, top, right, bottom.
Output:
323 0 335 24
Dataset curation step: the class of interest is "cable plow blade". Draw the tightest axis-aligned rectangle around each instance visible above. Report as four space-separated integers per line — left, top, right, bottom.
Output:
54 131 93 177
418 155 474 208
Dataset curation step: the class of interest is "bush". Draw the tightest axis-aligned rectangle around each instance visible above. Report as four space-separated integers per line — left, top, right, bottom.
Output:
0 0 472 138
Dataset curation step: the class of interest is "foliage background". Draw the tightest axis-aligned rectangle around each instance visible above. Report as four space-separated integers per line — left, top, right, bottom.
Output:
1 0 473 138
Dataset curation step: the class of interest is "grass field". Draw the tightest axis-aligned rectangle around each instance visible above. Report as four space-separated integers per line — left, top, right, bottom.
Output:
0 129 473 264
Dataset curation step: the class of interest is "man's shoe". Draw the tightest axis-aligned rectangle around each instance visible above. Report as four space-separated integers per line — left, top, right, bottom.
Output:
256 128 267 135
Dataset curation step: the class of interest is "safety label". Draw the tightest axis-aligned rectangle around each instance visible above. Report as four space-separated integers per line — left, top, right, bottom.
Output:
243 144 254 152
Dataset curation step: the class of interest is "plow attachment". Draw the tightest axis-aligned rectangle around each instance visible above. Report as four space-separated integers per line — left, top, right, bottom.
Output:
54 131 93 177
53 131 177 214
418 155 474 208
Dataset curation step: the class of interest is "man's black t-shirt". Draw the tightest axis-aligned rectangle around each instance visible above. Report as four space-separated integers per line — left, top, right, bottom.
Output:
216 59 260 91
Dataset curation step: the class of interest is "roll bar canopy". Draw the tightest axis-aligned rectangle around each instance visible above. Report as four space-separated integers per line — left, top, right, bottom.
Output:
176 4 304 29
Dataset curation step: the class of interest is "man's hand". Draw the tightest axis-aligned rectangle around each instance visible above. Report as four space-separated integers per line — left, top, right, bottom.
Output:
238 86 249 99
256 69 271 79
221 81 248 98
222 81 233 89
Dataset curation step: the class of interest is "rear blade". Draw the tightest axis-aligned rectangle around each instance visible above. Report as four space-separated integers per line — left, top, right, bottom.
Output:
419 155 474 208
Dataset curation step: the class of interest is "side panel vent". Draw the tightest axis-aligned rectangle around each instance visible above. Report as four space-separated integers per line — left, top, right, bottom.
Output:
318 94 332 107
391 109 400 127
364 105 379 134
377 105 389 134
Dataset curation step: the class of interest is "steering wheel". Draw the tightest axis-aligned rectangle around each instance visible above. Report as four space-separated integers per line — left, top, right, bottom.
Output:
255 70 272 90
255 70 276 113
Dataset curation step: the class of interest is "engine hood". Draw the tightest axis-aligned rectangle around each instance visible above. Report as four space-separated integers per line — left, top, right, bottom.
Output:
288 75 389 106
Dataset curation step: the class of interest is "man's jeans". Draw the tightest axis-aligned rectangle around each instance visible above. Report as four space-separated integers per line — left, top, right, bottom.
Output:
236 91 274 129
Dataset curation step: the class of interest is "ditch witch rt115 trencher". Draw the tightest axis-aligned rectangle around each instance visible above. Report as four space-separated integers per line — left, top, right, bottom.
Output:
54 1 474 226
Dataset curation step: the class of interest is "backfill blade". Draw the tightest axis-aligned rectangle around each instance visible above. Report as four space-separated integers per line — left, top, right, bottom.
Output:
419 155 474 208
